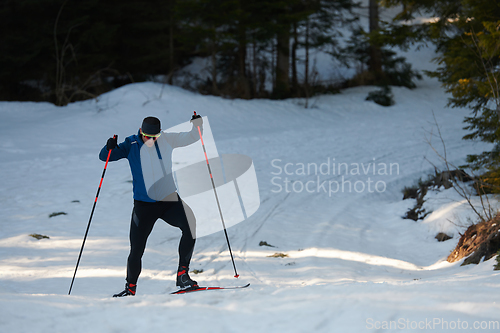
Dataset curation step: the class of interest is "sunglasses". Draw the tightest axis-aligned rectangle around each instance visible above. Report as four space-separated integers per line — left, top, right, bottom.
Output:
141 130 161 140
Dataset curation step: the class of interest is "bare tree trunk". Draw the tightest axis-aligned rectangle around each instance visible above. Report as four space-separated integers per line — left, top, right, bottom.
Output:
54 0 68 106
369 0 379 32
272 42 276 91
238 41 251 99
236 22 251 99
211 37 219 95
368 0 383 76
304 19 310 107
168 4 175 85
291 22 298 95
275 27 290 98
53 0 81 106
252 39 258 96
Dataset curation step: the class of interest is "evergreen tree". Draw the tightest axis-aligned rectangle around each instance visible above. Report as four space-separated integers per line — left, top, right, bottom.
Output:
175 0 256 97
340 0 422 89
272 0 357 99
387 0 500 190
0 0 59 101
301 0 357 96
0 0 189 103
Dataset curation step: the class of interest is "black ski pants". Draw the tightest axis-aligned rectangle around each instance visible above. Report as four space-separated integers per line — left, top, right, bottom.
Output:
126 195 196 284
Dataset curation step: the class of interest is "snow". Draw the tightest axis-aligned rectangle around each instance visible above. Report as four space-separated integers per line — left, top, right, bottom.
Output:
1 43 500 332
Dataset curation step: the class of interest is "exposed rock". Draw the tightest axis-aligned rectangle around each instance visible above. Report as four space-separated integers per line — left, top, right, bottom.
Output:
435 232 452 242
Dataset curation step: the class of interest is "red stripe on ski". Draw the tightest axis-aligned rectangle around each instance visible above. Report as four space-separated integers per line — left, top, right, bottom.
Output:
171 283 250 294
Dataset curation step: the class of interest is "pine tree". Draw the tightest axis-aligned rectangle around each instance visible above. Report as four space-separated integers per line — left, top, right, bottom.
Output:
0 0 59 101
425 1 500 170
340 0 422 89
0 0 188 103
279 0 357 99
388 0 500 190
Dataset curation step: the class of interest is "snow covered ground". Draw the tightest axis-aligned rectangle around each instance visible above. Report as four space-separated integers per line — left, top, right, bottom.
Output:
1 44 500 333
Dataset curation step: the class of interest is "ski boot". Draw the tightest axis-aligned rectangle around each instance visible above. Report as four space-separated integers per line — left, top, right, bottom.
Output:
113 283 136 297
176 266 198 290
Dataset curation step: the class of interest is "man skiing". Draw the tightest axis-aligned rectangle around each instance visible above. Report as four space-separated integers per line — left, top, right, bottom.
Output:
100 115 203 297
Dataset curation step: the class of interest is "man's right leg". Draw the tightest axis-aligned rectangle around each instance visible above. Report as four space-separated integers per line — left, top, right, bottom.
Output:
126 201 158 285
114 201 159 297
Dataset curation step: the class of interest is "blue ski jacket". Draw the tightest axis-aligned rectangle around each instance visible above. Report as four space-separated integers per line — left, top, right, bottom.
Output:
99 126 201 202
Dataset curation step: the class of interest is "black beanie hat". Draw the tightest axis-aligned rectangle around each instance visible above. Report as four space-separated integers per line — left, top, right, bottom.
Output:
141 116 161 135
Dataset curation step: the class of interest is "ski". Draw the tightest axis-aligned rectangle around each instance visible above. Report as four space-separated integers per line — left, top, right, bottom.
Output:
171 283 250 294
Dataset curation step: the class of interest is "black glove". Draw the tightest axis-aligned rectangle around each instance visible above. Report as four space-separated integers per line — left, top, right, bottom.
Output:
106 135 118 150
190 112 203 128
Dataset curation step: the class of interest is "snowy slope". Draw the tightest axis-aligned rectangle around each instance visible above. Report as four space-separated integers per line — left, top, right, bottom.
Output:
1 44 500 333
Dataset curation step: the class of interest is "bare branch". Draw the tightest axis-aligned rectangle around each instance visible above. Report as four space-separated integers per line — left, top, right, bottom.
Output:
425 110 492 223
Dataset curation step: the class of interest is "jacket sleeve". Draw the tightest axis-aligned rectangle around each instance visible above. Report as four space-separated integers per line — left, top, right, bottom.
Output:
99 137 131 162
165 124 203 148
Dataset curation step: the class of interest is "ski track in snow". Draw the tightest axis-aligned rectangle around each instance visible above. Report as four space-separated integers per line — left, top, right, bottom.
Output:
1 46 500 332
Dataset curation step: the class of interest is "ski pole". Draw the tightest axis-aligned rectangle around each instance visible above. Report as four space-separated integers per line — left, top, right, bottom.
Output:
192 112 239 278
68 135 116 295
